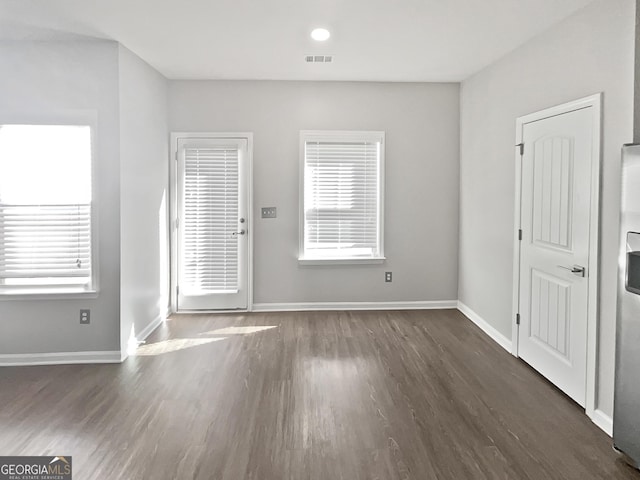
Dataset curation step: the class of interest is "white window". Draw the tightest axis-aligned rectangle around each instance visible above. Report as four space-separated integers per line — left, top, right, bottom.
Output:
0 124 94 294
299 130 385 264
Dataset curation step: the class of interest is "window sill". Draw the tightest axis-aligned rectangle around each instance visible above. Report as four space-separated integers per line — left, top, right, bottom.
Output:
298 257 386 266
0 289 98 301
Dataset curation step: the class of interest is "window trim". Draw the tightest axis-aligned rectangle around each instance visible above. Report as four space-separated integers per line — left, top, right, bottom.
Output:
0 110 99 298
298 130 386 265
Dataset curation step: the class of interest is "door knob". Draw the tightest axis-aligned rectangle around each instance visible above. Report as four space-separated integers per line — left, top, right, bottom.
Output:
557 265 585 277
232 229 246 236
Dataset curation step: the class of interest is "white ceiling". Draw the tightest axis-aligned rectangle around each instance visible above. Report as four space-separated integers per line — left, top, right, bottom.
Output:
0 0 595 82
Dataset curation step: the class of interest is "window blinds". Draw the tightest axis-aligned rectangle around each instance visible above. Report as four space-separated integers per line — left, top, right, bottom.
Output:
0 205 91 284
0 125 92 290
303 138 381 259
180 145 239 294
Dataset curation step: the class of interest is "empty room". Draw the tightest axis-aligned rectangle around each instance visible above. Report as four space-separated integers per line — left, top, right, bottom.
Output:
1 0 639 478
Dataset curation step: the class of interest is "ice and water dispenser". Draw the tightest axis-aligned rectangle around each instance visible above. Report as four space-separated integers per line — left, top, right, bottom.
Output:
626 232 640 295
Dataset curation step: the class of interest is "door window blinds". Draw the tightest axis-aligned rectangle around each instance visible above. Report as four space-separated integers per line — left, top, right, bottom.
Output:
0 125 93 291
302 132 384 260
180 144 239 294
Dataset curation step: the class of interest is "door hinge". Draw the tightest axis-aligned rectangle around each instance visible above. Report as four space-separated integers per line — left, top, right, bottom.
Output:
518 229 523 241
175 150 179 161
516 313 521 325
175 218 180 230
516 143 524 156
176 285 179 296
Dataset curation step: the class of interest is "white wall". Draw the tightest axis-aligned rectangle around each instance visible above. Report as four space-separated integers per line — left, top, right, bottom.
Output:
0 40 122 354
118 46 169 355
459 0 635 418
169 81 460 305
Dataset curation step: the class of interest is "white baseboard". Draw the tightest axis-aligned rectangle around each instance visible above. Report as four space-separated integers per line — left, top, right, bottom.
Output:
1 316 166 367
123 314 166 358
252 300 458 312
457 301 512 352
0 350 122 367
136 314 164 343
590 409 613 437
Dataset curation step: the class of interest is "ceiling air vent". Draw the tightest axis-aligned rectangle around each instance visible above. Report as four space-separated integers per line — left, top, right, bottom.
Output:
305 55 333 63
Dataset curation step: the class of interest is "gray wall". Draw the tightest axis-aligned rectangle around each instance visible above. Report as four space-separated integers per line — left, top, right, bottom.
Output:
459 0 635 418
635 0 640 143
0 41 122 354
169 81 460 304
118 46 169 355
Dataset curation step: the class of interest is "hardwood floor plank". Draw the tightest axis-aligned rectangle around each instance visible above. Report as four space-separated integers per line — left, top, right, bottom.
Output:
0 309 637 479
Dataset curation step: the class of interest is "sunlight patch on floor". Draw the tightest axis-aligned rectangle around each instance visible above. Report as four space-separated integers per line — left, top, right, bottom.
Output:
133 337 226 356
200 325 278 335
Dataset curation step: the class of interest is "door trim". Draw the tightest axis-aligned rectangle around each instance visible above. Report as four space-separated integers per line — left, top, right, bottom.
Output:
169 132 254 313
511 93 602 419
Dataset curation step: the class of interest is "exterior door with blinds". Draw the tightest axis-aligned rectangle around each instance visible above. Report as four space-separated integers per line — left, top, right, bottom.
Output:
176 136 249 311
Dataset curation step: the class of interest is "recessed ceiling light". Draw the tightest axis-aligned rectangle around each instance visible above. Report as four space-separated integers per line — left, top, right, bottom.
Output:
311 28 331 42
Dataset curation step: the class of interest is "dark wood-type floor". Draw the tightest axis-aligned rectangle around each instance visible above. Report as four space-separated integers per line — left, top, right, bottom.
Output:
0 310 638 479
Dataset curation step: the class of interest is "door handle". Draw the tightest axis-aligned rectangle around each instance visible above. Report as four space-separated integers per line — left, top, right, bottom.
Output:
232 229 246 236
557 265 585 277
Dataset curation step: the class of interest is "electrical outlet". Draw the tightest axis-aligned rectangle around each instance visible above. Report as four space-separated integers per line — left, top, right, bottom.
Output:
261 207 277 218
385 272 392 282
80 309 90 324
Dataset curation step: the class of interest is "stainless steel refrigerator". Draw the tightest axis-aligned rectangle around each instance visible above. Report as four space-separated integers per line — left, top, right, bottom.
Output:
614 143 640 469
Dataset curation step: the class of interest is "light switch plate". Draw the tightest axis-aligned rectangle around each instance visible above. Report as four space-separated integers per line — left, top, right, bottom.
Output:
261 207 277 218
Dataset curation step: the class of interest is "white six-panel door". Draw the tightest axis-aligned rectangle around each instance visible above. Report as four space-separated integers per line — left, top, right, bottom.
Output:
517 107 594 407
